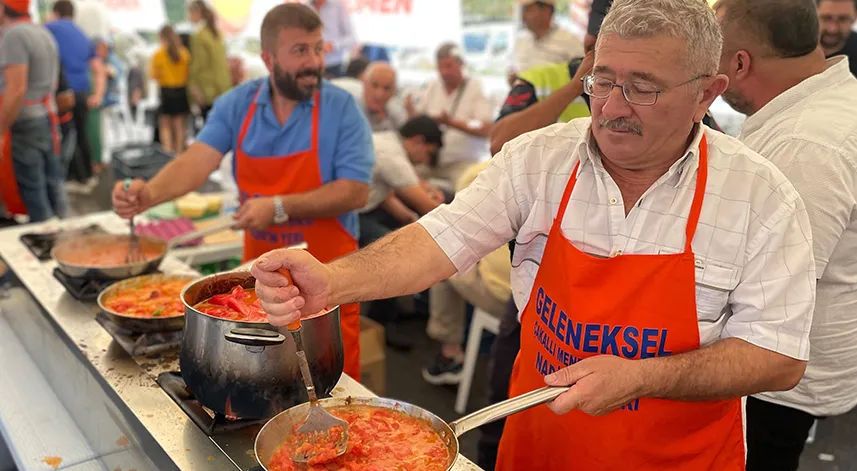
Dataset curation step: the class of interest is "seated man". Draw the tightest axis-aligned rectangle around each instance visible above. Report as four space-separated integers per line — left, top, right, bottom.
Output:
359 62 407 132
423 160 512 385
359 115 444 247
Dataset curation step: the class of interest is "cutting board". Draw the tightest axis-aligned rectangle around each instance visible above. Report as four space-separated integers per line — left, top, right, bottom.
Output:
193 218 242 245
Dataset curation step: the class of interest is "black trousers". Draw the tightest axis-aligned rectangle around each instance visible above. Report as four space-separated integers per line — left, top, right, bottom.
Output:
66 92 92 183
746 396 818 471
477 298 521 470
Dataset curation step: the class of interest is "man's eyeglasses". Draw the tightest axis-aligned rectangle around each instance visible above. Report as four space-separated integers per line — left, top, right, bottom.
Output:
582 74 711 106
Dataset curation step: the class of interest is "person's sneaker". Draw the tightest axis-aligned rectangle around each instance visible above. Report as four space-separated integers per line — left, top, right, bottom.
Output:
422 354 464 386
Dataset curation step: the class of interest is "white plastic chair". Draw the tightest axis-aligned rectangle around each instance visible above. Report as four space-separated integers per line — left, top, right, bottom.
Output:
455 307 501 414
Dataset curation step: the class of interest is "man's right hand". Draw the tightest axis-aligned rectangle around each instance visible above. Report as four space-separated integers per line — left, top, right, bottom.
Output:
112 179 152 219
251 249 333 326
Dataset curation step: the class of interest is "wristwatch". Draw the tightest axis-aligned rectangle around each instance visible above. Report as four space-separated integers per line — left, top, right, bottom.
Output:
272 196 289 224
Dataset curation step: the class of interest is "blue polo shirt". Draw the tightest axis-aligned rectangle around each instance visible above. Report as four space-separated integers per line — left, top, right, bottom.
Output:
197 78 374 240
45 20 95 94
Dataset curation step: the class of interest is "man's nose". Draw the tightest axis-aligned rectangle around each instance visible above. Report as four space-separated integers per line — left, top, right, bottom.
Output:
599 86 634 120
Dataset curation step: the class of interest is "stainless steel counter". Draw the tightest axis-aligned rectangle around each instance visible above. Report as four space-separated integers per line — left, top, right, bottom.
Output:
0 213 482 471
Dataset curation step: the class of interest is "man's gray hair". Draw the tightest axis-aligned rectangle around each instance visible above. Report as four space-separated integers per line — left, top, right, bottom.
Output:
596 0 723 76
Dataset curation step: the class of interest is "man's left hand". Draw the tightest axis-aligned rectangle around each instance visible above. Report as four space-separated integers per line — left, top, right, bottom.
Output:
234 197 275 230
544 355 647 416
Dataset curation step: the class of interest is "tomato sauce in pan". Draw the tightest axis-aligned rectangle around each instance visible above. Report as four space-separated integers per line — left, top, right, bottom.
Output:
194 285 268 322
102 278 190 318
268 405 449 471
61 243 162 266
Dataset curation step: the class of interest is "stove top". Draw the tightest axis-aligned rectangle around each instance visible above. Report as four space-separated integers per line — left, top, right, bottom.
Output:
157 372 267 470
52 267 160 302
95 313 182 356
20 225 104 261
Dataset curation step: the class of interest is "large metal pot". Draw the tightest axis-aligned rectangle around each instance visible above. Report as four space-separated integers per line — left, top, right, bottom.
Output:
179 271 344 419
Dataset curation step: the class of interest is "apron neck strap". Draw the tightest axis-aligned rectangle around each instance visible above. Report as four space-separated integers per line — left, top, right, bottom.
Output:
684 134 708 253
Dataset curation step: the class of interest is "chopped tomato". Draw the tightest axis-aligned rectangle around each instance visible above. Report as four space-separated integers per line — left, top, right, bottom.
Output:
266 405 449 471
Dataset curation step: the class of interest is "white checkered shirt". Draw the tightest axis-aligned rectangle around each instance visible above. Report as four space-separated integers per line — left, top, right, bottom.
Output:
418 118 816 360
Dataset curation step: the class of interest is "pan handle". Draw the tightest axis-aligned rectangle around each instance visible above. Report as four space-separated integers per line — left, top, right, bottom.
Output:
447 386 569 438
224 328 287 347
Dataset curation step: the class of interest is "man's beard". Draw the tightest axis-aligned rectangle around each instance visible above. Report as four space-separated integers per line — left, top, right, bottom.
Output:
272 63 322 101
820 32 846 51
721 89 754 116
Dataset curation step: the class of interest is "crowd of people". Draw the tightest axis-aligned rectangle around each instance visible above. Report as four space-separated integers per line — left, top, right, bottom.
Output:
2 0 857 469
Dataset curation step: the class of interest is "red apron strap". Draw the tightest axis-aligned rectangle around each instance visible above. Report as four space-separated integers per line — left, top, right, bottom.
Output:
554 160 581 227
684 134 708 253
237 85 264 148
309 91 320 152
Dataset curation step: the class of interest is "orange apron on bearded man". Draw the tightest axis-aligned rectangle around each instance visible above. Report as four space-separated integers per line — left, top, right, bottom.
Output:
234 85 361 380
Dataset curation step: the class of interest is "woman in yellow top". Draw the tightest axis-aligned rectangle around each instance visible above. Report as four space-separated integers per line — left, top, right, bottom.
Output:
187 1 232 123
150 25 191 154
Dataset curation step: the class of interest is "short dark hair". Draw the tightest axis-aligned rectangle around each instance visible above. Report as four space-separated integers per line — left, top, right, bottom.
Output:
400 115 444 149
260 3 323 53
345 57 370 79
716 0 818 58
52 0 74 18
816 0 857 9
436 42 463 62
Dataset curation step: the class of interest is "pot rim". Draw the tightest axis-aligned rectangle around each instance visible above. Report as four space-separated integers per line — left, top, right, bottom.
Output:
180 270 339 325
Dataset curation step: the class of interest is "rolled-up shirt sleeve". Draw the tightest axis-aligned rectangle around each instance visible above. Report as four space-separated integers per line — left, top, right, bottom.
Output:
418 145 523 274
722 191 816 360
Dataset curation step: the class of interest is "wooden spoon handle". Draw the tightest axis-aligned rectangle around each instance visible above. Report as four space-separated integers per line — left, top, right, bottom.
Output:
278 268 302 331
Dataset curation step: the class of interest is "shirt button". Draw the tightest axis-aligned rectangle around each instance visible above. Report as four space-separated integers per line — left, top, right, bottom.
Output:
612 249 623 257
609 197 618 205
695 259 705 267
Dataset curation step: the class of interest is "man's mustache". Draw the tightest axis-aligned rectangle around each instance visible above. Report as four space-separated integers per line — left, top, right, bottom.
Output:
296 69 322 79
598 118 643 136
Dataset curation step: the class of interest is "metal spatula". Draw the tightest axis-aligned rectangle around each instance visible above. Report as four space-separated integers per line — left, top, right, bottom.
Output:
278 269 349 463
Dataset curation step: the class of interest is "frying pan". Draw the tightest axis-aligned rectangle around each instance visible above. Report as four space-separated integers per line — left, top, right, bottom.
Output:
97 273 199 332
52 218 237 280
254 385 569 470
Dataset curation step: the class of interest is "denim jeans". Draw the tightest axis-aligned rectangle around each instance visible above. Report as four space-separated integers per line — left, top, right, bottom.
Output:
10 117 69 222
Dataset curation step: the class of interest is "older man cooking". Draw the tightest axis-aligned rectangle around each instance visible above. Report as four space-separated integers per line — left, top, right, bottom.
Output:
251 0 816 469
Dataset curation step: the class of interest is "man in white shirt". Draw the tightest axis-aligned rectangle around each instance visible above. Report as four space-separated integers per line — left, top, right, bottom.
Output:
716 1 857 469
359 62 406 132
251 0 815 468
510 0 585 81
359 116 444 246
406 43 494 192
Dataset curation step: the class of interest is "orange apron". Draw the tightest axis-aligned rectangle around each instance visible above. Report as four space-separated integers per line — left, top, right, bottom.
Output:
497 136 745 471
235 85 361 379
0 17 62 216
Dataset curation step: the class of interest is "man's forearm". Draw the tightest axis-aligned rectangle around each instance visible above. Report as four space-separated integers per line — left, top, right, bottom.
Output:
328 223 457 305
491 81 584 154
90 59 107 100
280 180 369 219
379 194 417 225
639 338 806 402
145 144 222 206
448 118 493 138
0 92 24 134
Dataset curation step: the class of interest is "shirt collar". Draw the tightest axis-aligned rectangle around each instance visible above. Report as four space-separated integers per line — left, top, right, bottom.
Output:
578 122 705 189
255 78 318 108
741 57 852 138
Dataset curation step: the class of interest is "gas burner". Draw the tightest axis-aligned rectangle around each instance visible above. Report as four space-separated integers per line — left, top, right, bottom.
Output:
52 267 160 302
20 225 105 261
95 313 182 356
157 372 268 436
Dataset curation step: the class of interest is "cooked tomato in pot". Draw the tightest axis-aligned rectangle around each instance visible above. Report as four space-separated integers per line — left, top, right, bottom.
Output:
102 278 190 318
267 405 449 471
194 285 268 322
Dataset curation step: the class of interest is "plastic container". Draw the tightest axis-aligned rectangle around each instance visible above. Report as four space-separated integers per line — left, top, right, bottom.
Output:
112 144 174 181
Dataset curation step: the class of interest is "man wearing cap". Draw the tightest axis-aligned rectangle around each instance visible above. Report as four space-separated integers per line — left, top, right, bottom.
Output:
509 0 584 84
405 43 494 192
0 0 68 223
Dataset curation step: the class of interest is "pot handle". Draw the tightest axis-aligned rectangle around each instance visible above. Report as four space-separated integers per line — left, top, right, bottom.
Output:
224 328 287 347
447 386 569 438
